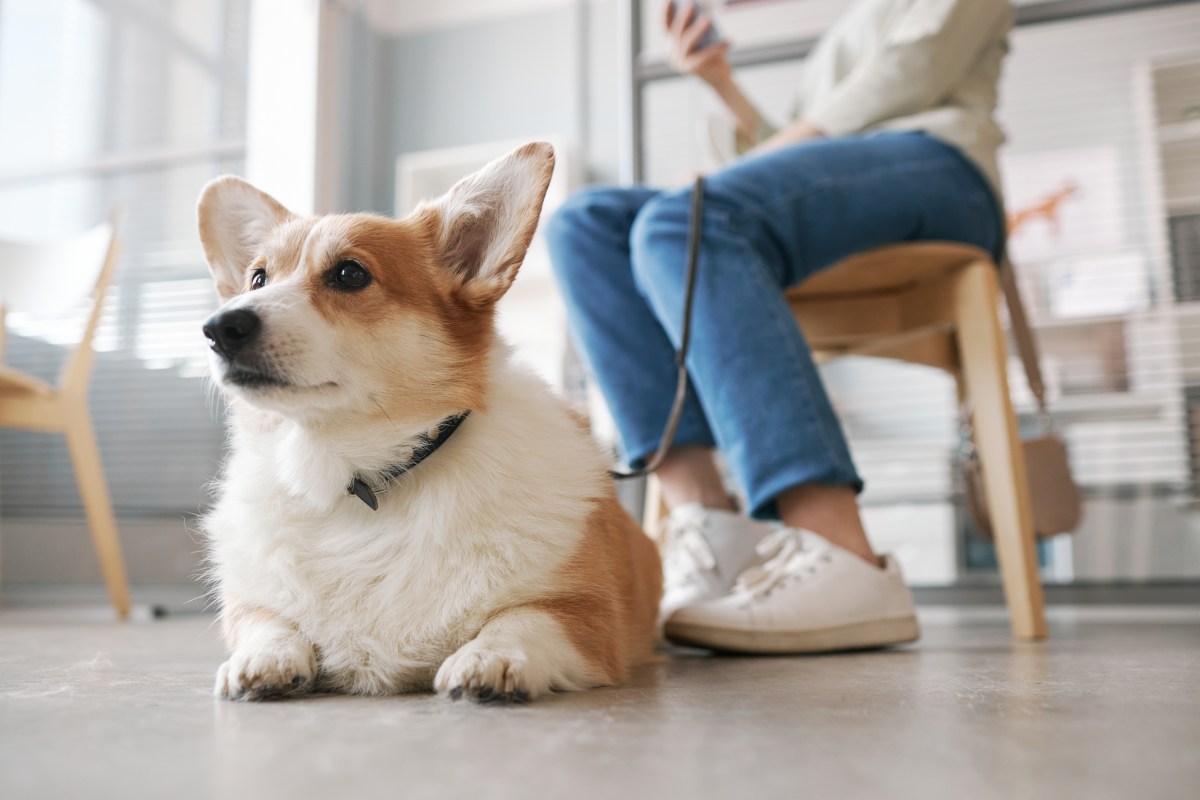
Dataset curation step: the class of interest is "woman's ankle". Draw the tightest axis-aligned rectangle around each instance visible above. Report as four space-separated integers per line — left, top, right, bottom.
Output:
657 447 736 512
777 482 881 567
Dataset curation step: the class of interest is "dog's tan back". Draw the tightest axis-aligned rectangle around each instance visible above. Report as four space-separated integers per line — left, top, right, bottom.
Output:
197 143 661 702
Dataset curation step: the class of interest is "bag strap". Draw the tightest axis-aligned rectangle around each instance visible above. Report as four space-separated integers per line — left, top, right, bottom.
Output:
998 254 1048 415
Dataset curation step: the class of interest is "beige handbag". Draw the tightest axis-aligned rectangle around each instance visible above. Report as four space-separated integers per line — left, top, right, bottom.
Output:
960 257 1083 539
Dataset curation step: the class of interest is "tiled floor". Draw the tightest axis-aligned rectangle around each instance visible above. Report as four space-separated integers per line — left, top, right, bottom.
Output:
2 604 1198 800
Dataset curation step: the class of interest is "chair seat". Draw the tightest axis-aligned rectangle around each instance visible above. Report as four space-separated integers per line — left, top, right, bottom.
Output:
0 364 53 395
786 242 991 300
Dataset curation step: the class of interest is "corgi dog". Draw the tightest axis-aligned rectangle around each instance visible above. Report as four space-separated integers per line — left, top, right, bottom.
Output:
196 142 662 703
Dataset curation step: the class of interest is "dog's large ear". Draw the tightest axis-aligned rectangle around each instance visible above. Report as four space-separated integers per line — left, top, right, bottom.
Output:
422 141 555 307
196 176 295 301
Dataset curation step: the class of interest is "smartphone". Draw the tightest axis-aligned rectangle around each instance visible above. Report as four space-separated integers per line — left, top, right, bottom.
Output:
667 1 721 52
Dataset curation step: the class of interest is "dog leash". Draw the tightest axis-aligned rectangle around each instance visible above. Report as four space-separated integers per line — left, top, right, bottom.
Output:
609 175 704 480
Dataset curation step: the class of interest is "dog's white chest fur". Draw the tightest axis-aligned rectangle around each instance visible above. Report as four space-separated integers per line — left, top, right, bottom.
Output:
205 352 607 694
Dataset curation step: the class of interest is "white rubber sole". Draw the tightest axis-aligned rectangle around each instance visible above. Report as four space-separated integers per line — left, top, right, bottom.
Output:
664 614 921 654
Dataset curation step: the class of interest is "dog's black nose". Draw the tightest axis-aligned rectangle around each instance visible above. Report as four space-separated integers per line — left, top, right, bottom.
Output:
202 308 261 359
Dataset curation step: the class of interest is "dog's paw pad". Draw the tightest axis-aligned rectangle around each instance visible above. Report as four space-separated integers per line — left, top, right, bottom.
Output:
214 644 315 702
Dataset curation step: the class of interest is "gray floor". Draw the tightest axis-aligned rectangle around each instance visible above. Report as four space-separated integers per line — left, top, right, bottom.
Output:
2 604 1198 800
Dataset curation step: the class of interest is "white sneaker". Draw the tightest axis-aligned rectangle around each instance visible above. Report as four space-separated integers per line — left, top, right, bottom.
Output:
658 504 774 624
664 528 920 653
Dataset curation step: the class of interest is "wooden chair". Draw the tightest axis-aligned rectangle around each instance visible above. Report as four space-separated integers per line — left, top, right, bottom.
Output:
644 242 1047 641
0 214 130 619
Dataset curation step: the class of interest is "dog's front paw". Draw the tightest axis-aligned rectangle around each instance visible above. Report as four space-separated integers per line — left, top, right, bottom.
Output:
435 643 536 705
215 639 316 701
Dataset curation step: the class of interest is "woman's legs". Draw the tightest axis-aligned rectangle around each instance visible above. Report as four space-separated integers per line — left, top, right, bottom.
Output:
549 133 1000 567
550 133 1000 648
655 446 734 511
627 132 1002 551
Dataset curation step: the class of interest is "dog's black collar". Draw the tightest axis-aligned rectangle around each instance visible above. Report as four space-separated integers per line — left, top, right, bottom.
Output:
347 411 470 510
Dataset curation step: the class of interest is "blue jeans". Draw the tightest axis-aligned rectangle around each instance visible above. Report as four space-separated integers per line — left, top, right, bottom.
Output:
545 132 1002 519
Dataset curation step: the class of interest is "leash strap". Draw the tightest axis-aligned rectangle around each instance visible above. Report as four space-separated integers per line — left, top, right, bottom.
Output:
610 176 705 480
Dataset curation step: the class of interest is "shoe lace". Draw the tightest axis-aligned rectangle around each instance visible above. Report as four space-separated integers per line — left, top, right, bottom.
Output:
659 508 718 591
732 528 831 601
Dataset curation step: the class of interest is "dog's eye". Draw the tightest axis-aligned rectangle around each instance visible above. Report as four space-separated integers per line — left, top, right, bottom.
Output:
250 268 267 291
331 259 371 291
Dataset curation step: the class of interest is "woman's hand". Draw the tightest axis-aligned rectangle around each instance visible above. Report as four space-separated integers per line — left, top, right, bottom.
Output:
665 2 732 88
664 2 768 154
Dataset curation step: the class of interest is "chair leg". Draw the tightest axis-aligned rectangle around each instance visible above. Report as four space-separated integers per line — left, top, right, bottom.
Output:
953 262 1047 640
65 407 130 619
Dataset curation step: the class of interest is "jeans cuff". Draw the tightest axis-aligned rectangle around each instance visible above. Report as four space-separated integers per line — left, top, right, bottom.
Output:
622 431 717 470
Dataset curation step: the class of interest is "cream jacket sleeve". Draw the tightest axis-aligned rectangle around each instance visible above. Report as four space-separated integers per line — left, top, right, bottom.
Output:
804 0 1013 137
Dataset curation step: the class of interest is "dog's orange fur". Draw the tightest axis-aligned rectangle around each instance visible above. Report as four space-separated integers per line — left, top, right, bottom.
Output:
529 493 663 683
